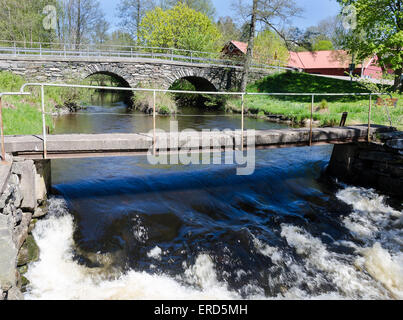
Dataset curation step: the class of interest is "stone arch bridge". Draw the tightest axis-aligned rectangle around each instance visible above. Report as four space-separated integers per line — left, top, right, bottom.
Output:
0 55 277 91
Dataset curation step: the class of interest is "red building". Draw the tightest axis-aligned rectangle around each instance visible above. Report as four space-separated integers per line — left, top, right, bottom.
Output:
287 50 384 79
222 42 387 80
221 41 248 59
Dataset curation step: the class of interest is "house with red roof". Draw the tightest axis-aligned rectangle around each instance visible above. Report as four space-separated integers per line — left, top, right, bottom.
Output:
221 41 248 59
222 41 386 79
287 50 384 79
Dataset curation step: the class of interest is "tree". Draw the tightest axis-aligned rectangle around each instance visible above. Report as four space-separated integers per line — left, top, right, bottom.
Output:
254 29 289 64
0 0 58 44
106 30 135 47
138 3 221 52
217 17 241 44
337 0 403 91
159 0 216 19
239 22 252 42
93 19 110 45
117 0 156 42
56 0 107 47
240 0 258 92
312 39 334 51
232 0 303 49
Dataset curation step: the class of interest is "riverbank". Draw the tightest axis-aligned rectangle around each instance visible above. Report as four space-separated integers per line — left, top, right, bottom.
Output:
228 73 403 130
0 71 89 135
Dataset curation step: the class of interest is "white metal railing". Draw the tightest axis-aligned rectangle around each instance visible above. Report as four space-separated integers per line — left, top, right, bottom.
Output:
0 40 296 72
0 82 394 161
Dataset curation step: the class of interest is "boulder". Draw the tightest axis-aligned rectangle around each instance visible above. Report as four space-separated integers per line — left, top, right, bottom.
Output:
12 161 36 212
13 212 32 251
6 286 24 300
33 206 48 219
0 215 17 291
0 185 11 210
17 235 39 267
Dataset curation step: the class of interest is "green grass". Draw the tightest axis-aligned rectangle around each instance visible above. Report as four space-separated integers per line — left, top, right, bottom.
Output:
229 72 403 130
0 71 90 135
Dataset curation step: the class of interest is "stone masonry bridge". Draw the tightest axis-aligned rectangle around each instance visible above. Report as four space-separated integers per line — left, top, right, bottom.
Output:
0 55 276 91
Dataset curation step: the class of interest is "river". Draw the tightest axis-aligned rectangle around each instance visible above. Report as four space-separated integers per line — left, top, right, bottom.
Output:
24 93 403 300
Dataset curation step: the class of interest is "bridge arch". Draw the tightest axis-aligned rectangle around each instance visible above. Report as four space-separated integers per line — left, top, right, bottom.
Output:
167 68 219 92
82 64 134 88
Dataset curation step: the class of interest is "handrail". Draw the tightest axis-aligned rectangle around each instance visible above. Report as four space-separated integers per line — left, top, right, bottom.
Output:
0 83 394 162
0 40 294 72
0 39 287 64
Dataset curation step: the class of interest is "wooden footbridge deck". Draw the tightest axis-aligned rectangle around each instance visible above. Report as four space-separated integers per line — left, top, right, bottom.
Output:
3 125 395 160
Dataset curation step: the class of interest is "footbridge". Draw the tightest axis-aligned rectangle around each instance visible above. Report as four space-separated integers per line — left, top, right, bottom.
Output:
2 125 395 160
0 41 293 91
0 83 396 161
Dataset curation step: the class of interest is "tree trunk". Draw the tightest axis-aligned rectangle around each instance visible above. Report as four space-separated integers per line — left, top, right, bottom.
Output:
136 0 141 44
394 67 402 92
240 0 258 92
75 0 81 49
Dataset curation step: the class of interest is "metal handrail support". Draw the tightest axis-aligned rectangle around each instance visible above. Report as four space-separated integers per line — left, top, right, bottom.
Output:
18 83 395 157
0 92 31 163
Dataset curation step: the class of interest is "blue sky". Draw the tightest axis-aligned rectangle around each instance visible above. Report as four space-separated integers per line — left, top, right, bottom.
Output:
99 0 341 31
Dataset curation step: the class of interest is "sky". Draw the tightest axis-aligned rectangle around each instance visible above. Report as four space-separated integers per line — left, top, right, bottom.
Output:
98 0 341 32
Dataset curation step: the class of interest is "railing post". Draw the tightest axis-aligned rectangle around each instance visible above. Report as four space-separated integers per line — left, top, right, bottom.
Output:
241 93 245 152
191 52 193 63
153 90 156 155
368 93 372 142
13 42 16 55
39 43 42 56
310 95 314 147
41 85 48 159
171 49 173 61
0 97 6 163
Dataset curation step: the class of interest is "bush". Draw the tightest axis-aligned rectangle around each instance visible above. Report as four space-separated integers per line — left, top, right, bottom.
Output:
318 99 329 110
158 105 171 115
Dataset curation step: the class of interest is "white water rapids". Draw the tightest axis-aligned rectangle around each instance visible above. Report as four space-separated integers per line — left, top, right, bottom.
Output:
24 186 402 300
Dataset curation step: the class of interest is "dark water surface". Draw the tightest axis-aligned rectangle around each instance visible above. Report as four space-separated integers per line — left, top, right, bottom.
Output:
25 94 402 300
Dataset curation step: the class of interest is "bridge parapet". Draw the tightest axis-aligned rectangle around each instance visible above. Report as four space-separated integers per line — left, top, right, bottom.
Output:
0 54 277 91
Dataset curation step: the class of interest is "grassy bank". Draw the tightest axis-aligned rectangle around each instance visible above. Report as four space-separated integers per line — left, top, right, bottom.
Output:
132 90 178 115
229 73 403 130
131 79 227 115
0 71 90 135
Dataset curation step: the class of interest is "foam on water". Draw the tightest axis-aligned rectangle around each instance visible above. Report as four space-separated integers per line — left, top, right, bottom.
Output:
24 198 240 300
336 187 403 299
25 184 403 300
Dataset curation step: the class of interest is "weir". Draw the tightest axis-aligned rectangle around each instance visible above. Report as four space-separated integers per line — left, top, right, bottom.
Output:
0 83 402 300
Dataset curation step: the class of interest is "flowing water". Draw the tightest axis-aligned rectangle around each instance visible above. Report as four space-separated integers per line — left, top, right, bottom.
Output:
24 93 403 300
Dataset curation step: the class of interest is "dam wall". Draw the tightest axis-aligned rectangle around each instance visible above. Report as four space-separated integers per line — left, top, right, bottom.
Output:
327 131 403 197
0 156 50 300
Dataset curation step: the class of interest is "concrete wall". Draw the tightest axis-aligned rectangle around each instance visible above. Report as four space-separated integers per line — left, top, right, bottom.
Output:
0 157 50 300
0 56 274 91
327 131 403 197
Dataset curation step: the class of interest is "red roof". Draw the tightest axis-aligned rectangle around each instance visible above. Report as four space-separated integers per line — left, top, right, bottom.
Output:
231 41 248 54
287 50 380 70
288 50 351 69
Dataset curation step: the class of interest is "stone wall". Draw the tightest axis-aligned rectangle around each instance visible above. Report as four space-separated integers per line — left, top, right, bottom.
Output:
327 131 403 197
0 56 275 91
0 157 50 300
